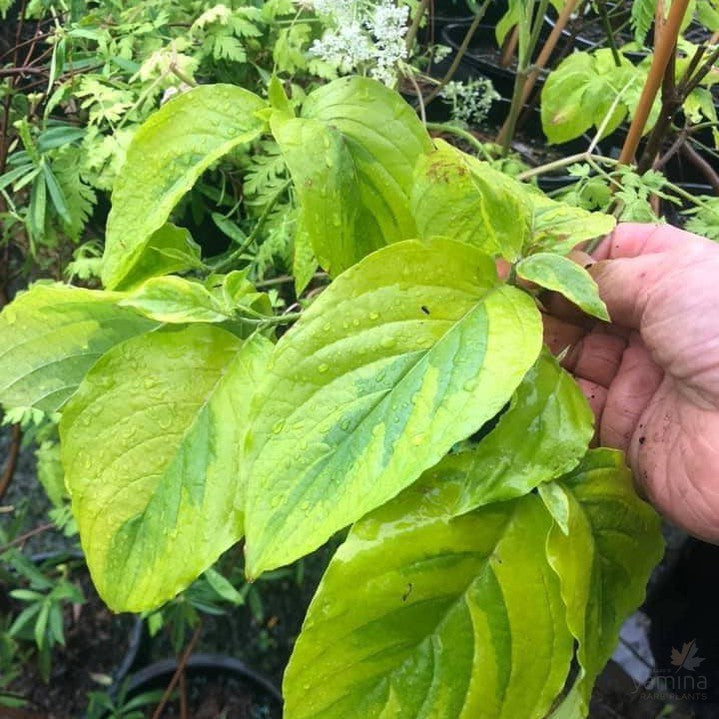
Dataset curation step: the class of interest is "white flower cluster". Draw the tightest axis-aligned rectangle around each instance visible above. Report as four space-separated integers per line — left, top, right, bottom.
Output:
440 78 500 125
299 0 410 86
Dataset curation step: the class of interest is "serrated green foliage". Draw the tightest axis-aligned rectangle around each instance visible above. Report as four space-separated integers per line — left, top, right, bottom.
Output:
283 483 574 719
540 450 664 713
631 0 657 43
244 238 543 577
429 351 594 515
52 145 98 242
300 77 433 253
102 84 267 290
516 253 610 321
0 283 156 412
411 140 530 261
683 194 719 240
61 326 272 611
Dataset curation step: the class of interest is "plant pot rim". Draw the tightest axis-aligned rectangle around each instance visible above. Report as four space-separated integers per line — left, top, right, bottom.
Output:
126 653 283 705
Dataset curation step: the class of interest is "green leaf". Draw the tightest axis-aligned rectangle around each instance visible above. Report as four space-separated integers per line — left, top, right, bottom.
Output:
527 194 616 255
300 76 432 256
411 140 531 261
42 162 71 225
0 164 35 193
60 326 271 611
102 84 267 290
271 113 369 275
120 276 232 323
541 50 639 144
283 483 574 719
34 602 49 649
431 351 593 515
268 75 294 116
117 223 203 291
540 449 664 714
36 125 85 153
204 567 245 605
631 0 656 43
293 215 318 295
408 140 614 257
697 0 719 30
516 253 610 321
0 283 157 412
36 441 67 508
244 238 543 576
29 172 47 241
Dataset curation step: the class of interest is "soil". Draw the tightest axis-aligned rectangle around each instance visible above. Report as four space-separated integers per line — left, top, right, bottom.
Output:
3 562 138 718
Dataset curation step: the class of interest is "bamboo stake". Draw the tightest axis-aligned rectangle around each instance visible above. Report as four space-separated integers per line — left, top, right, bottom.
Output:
617 0 691 165
517 0 580 106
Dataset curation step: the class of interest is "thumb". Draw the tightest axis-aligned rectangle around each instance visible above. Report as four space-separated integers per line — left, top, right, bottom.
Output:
588 223 711 329
588 253 670 329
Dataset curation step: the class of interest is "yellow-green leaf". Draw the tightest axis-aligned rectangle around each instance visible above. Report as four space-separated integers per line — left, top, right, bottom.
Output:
0 283 156 412
244 238 543 577
61 325 271 611
431 351 594 515
540 449 664 714
102 84 267 290
516 252 610 321
411 140 531 261
284 482 574 719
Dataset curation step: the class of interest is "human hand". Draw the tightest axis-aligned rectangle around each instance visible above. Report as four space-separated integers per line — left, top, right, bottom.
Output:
543 223 719 543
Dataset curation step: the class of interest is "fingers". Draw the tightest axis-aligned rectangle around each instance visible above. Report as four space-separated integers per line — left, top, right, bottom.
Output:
542 313 585 355
600 333 664 452
563 329 628 388
575 378 607 443
591 222 714 260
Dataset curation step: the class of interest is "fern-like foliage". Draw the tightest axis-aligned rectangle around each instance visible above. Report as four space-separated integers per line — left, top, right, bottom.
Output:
630 0 657 44
53 146 97 242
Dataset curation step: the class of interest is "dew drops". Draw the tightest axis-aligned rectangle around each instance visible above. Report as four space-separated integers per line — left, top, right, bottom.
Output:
318 363 329 373
380 337 396 349
272 419 285 434
369 311 379 320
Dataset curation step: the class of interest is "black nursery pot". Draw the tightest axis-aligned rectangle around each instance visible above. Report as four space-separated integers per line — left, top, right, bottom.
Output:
441 22 518 97
125 653 283 719
431 0 508 29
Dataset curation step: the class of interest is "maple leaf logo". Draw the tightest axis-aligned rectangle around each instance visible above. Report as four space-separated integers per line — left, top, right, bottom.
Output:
670 639 705 672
